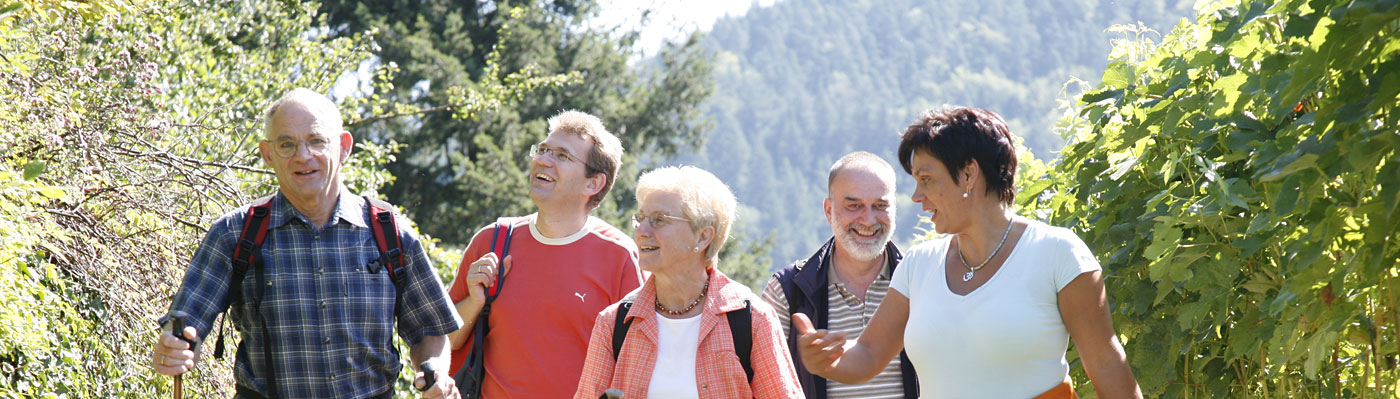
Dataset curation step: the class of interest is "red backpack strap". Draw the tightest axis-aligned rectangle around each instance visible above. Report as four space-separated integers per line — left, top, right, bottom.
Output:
364 196 406 286
214 194 275 361
485 217 519 299
227 195 276 305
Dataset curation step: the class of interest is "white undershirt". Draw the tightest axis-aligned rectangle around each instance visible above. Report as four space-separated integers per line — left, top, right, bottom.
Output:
647 312 703 399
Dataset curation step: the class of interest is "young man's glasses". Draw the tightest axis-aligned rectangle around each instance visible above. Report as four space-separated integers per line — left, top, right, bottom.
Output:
266 136 332 159
632 212 691 229
529 143 579 164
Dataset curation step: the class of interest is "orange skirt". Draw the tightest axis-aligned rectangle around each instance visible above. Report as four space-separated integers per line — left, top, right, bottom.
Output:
1033 376 1079 399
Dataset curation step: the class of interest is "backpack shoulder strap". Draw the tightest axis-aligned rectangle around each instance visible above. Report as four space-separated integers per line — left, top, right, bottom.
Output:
485 217 519 300
611 299 635 361
214 194 274 362
364 196 406 286
726 300 754 383
227 195 276 306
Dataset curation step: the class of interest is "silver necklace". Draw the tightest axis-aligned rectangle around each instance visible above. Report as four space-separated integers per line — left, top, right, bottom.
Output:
957 219 1015 282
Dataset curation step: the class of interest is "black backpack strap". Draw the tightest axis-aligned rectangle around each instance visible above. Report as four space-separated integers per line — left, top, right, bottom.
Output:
727 300 754 383
610 298 750 382
611 300 635 361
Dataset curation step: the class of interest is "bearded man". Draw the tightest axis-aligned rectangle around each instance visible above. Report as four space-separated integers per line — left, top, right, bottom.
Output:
761 152 919 399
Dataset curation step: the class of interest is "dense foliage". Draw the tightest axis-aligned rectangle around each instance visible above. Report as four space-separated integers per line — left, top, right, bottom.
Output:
312 0 775 289
318 1 699 236
1022 0 1400 396
687 0 1196 271
0 0 566 396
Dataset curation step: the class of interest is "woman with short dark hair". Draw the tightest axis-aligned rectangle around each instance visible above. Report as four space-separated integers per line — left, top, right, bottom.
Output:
794 106 1142 398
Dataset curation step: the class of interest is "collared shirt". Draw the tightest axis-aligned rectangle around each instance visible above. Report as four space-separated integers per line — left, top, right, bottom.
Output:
760 240 908 399
575 269 803 399
162 189 462 399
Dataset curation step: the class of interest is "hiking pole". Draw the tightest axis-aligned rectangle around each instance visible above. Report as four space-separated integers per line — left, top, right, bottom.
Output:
418 361 437 393
170 317 195 399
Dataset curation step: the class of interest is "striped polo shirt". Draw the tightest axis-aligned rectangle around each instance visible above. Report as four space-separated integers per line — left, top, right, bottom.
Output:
761 263 905 399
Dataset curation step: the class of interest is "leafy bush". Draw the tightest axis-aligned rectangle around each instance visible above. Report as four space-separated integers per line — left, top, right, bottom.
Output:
1023 0 1399 396
0 0 567 396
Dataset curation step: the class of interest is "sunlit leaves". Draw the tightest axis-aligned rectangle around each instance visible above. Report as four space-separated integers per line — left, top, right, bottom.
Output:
1026 0 1400 395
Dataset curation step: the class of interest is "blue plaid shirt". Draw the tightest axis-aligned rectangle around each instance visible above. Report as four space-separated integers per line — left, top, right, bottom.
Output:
162 189 462 398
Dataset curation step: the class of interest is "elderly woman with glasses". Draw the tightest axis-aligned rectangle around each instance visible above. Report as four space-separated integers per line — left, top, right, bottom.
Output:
574 166 802 399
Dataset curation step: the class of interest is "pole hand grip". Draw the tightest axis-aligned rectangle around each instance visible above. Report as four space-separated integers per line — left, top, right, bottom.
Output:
418 361 437 392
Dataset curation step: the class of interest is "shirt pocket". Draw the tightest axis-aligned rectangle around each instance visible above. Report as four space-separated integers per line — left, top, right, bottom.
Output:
342 251 399 342
699 346 751 396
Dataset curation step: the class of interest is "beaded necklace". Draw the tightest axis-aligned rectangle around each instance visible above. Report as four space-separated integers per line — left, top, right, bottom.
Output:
656 278 709 316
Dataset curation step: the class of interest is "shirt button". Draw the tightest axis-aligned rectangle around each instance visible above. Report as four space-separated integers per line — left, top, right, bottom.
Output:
324 337 330 344
313 235 320 240
320 301 327 309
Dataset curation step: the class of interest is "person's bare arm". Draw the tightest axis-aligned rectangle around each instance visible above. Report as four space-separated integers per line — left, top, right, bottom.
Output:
410 334 459 399
794 289 910 384
447 253 511 349
1059 271 1142 399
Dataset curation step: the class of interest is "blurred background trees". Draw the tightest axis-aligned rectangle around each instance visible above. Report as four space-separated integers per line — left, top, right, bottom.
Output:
2 0 1396 396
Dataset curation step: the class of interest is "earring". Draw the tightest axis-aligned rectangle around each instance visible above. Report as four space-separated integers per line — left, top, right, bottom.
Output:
693 245 701 252
963 192 969 198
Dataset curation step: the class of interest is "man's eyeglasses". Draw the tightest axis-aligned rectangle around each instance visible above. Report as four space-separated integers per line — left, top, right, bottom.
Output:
529 143 579 164
632 212 691 229
266 136 332 159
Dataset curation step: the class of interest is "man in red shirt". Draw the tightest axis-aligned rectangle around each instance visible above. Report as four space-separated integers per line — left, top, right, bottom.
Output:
447 110 643 398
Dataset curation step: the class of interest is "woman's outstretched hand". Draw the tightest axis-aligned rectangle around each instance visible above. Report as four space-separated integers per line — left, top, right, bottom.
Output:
793 312 848 375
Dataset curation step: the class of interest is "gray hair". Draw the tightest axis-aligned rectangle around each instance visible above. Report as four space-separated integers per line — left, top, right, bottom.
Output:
262 88 343 140
827 151 897 194
635 166 736 268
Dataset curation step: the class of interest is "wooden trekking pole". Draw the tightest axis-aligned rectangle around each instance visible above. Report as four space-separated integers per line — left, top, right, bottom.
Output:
170 317 194 399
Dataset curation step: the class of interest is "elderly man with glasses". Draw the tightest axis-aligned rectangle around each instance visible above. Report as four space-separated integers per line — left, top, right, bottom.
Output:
151 88 463 398
446 110 643 398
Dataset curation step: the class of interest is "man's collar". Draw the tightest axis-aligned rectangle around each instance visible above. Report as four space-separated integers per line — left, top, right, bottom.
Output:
825 242 897 281
267 188 368 229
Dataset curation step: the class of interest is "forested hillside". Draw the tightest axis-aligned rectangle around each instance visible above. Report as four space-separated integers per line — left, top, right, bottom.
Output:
688 0 1195 269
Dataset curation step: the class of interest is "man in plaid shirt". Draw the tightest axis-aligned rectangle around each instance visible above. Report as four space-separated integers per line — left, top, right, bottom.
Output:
149 89 463 399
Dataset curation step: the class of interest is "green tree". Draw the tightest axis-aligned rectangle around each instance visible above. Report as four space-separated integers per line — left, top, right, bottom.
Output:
691 0 1196 272
1022 0 1400 396
0 0 565 395
318 0 718 245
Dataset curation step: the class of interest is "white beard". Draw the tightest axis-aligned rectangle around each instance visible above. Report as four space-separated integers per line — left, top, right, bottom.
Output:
836 223 892 261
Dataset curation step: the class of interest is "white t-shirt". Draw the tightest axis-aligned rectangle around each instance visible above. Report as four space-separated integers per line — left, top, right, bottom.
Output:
647 312 703 399
890 219 1101 398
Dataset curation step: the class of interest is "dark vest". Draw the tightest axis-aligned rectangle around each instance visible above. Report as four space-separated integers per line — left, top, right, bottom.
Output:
774 238 919 399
